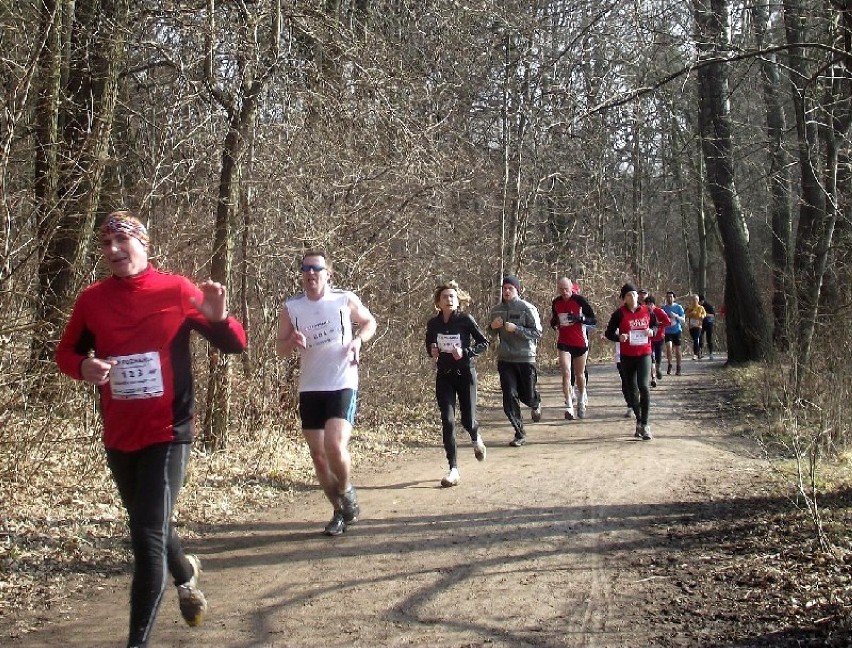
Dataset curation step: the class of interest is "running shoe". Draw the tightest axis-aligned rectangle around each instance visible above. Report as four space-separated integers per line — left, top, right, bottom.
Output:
340 487 360 524
531 405 542 422
650 377 657 388
624 408 635 419
709 353 714 360
640 424 653 441
666 364 672 375
577 403 586 419
472 435 486 461
656 367 662 379
178 555 207 627
693 354 698 361
676 366 682 376
634 422 643 439
441 467 460 487
509 436 526 447
564 403 575 420
324 511 346 536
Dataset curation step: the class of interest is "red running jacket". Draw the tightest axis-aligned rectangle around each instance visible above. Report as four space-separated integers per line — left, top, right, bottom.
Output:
55 265 247 451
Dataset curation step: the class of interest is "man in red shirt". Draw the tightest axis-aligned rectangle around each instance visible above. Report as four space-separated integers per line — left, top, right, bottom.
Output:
56 211 247 648
550 277 596 419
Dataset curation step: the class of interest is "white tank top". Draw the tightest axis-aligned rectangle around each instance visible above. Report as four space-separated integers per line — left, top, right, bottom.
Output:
285 288 359 392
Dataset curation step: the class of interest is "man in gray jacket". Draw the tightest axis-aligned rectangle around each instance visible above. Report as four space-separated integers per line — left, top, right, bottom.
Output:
488 275 543 446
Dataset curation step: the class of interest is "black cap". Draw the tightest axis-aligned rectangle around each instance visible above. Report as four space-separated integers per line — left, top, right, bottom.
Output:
620 283 638 299
502 275 521 291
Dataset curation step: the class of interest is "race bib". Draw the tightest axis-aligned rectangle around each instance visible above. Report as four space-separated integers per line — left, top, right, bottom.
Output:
436 333 462 353
629 329 647 345
109 352 164 400
558 312 576 326
302 318 340 348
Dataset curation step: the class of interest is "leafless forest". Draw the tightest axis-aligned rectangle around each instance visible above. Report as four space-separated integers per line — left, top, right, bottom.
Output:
1 0 851 630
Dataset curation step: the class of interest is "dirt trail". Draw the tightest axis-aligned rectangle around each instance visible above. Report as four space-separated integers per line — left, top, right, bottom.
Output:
15 354 768 647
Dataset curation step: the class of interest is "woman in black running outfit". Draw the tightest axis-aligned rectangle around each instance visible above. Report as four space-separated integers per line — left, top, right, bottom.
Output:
425 281 489 487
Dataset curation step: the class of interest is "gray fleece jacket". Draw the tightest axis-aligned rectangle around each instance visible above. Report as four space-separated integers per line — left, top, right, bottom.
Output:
487 297 543 362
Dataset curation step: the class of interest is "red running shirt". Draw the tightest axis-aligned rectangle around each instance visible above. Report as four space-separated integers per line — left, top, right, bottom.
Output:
55 265 247 451
614 304 654 357
550 294 596 347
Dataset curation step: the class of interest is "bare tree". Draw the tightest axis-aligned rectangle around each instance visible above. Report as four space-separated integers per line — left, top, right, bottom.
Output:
783 0 852 368
31 0 131 368
693 0 771 362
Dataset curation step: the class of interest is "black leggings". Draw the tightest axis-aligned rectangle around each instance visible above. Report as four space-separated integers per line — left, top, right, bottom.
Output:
497 361 540 438
651 340 664 366
619 354 652 425
702 324 714 355
435 368 479 469
106 442 196 648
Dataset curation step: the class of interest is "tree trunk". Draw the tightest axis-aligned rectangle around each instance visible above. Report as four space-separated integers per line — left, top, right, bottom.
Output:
201 1 283 450
754 1 794 351
33 0 129 364
693 0 771 362
784 1 852 369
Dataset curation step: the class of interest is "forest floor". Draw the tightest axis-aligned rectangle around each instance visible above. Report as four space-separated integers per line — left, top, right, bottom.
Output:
4 354 852 647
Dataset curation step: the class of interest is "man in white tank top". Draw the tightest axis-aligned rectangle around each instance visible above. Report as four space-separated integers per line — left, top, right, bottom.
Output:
276 251 377 536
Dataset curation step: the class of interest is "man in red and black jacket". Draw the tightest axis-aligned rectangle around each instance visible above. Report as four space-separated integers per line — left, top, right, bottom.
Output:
549 277 596 419
604 283 658 441
56 211 246 648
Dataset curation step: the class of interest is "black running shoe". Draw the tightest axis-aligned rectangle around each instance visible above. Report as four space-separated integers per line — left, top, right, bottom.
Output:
509 436 526 447
531 406 542 422
324 511 346 536
340 487 360 524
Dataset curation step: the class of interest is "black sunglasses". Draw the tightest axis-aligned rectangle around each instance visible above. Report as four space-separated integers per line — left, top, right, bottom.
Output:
301 264 326 273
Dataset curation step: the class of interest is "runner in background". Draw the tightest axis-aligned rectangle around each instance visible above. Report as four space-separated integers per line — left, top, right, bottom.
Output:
662 291 685 376
425 280 489 487
699 294 716 359
488 275 543 447
643 293 671 387
685 294 707 361
550 277 596 419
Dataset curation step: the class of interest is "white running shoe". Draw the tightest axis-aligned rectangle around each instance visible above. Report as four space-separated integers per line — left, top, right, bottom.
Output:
472 435 486 462
178 555 207 627
564 403 575 420
577 403 586 419
441 467 460 487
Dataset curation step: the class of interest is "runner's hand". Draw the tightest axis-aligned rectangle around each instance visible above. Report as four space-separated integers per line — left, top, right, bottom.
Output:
192 280 228 322
81 357 116 386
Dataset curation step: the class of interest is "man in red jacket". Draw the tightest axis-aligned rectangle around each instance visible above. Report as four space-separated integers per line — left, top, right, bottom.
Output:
55 211 247 648
550 277 596 419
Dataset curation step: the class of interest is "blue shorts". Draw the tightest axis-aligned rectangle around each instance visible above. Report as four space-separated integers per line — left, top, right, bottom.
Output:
299 389 358 429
